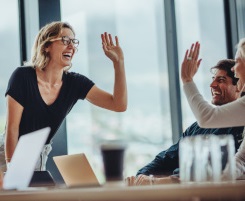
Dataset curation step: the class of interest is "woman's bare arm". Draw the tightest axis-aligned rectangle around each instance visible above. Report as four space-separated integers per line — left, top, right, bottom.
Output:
5 95 24 163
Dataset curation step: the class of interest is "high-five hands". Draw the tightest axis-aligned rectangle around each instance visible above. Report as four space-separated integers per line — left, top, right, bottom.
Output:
181 41 202 83
101 32 124 63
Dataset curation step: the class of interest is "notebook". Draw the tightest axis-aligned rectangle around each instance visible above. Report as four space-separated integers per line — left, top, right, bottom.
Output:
3 127 51 190
53 153 100 187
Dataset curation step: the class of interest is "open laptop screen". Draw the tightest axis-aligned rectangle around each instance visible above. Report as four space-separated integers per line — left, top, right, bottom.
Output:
3 127 50 190
53 153 100 187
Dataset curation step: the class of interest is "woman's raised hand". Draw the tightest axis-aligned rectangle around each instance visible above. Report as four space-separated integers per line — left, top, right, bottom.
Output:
181 41 202 83
101 32 124 63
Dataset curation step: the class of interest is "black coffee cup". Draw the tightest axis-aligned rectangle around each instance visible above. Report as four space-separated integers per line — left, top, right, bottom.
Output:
100 141 126 182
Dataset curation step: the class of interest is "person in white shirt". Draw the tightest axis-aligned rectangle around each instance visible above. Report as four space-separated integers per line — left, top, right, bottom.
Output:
181 39 245 178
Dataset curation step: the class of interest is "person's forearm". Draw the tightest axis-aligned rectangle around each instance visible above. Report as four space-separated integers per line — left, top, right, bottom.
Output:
183 81 245 128
154 176 180 184
5 131 18 163
5 95 23 163
137 150 178 176
112 60 127 112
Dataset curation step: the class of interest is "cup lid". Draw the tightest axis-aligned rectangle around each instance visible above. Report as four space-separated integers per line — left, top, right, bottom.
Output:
100 140 127 150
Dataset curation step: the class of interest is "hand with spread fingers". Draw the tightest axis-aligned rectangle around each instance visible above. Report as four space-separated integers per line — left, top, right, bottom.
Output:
101 32 124 64
181 41 202 83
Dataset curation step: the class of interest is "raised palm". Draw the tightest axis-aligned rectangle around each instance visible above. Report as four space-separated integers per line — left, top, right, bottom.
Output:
101 32 124 63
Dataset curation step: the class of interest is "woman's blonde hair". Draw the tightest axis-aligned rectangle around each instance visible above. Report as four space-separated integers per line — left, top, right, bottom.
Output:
25 21 75 71
236 38 245 59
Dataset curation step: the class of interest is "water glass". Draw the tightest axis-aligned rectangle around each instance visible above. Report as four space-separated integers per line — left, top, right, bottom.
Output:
179 135 235 183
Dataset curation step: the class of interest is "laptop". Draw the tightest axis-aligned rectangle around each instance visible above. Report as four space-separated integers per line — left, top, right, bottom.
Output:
53 153 100 187
3 127 51 190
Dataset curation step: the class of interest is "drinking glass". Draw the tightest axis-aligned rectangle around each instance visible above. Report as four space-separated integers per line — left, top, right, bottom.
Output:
179 135 235 183
218 135 236 181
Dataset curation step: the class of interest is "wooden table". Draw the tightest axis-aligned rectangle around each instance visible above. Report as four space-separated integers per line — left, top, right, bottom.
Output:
0 181 245 201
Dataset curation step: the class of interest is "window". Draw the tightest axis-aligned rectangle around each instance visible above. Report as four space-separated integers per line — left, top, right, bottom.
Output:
175 0 227 129
61 0 171 181
0 0 21 132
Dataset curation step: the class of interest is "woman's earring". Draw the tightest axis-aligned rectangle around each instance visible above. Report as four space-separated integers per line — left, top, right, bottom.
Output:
75 47 78 53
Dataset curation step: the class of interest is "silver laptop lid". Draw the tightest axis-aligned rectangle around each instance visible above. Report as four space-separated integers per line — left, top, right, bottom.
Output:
3 127 50 190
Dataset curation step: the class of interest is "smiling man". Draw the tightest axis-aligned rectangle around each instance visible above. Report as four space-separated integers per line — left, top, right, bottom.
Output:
210 60 238 105
126 59 245 186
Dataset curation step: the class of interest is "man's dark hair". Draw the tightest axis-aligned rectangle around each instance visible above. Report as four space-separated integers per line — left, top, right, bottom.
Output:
210 59 238 85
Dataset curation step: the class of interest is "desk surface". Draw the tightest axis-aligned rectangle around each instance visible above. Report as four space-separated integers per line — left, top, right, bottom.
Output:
1 181 245 201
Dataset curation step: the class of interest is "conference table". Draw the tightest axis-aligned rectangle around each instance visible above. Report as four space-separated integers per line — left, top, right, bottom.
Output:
0 180 245 201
